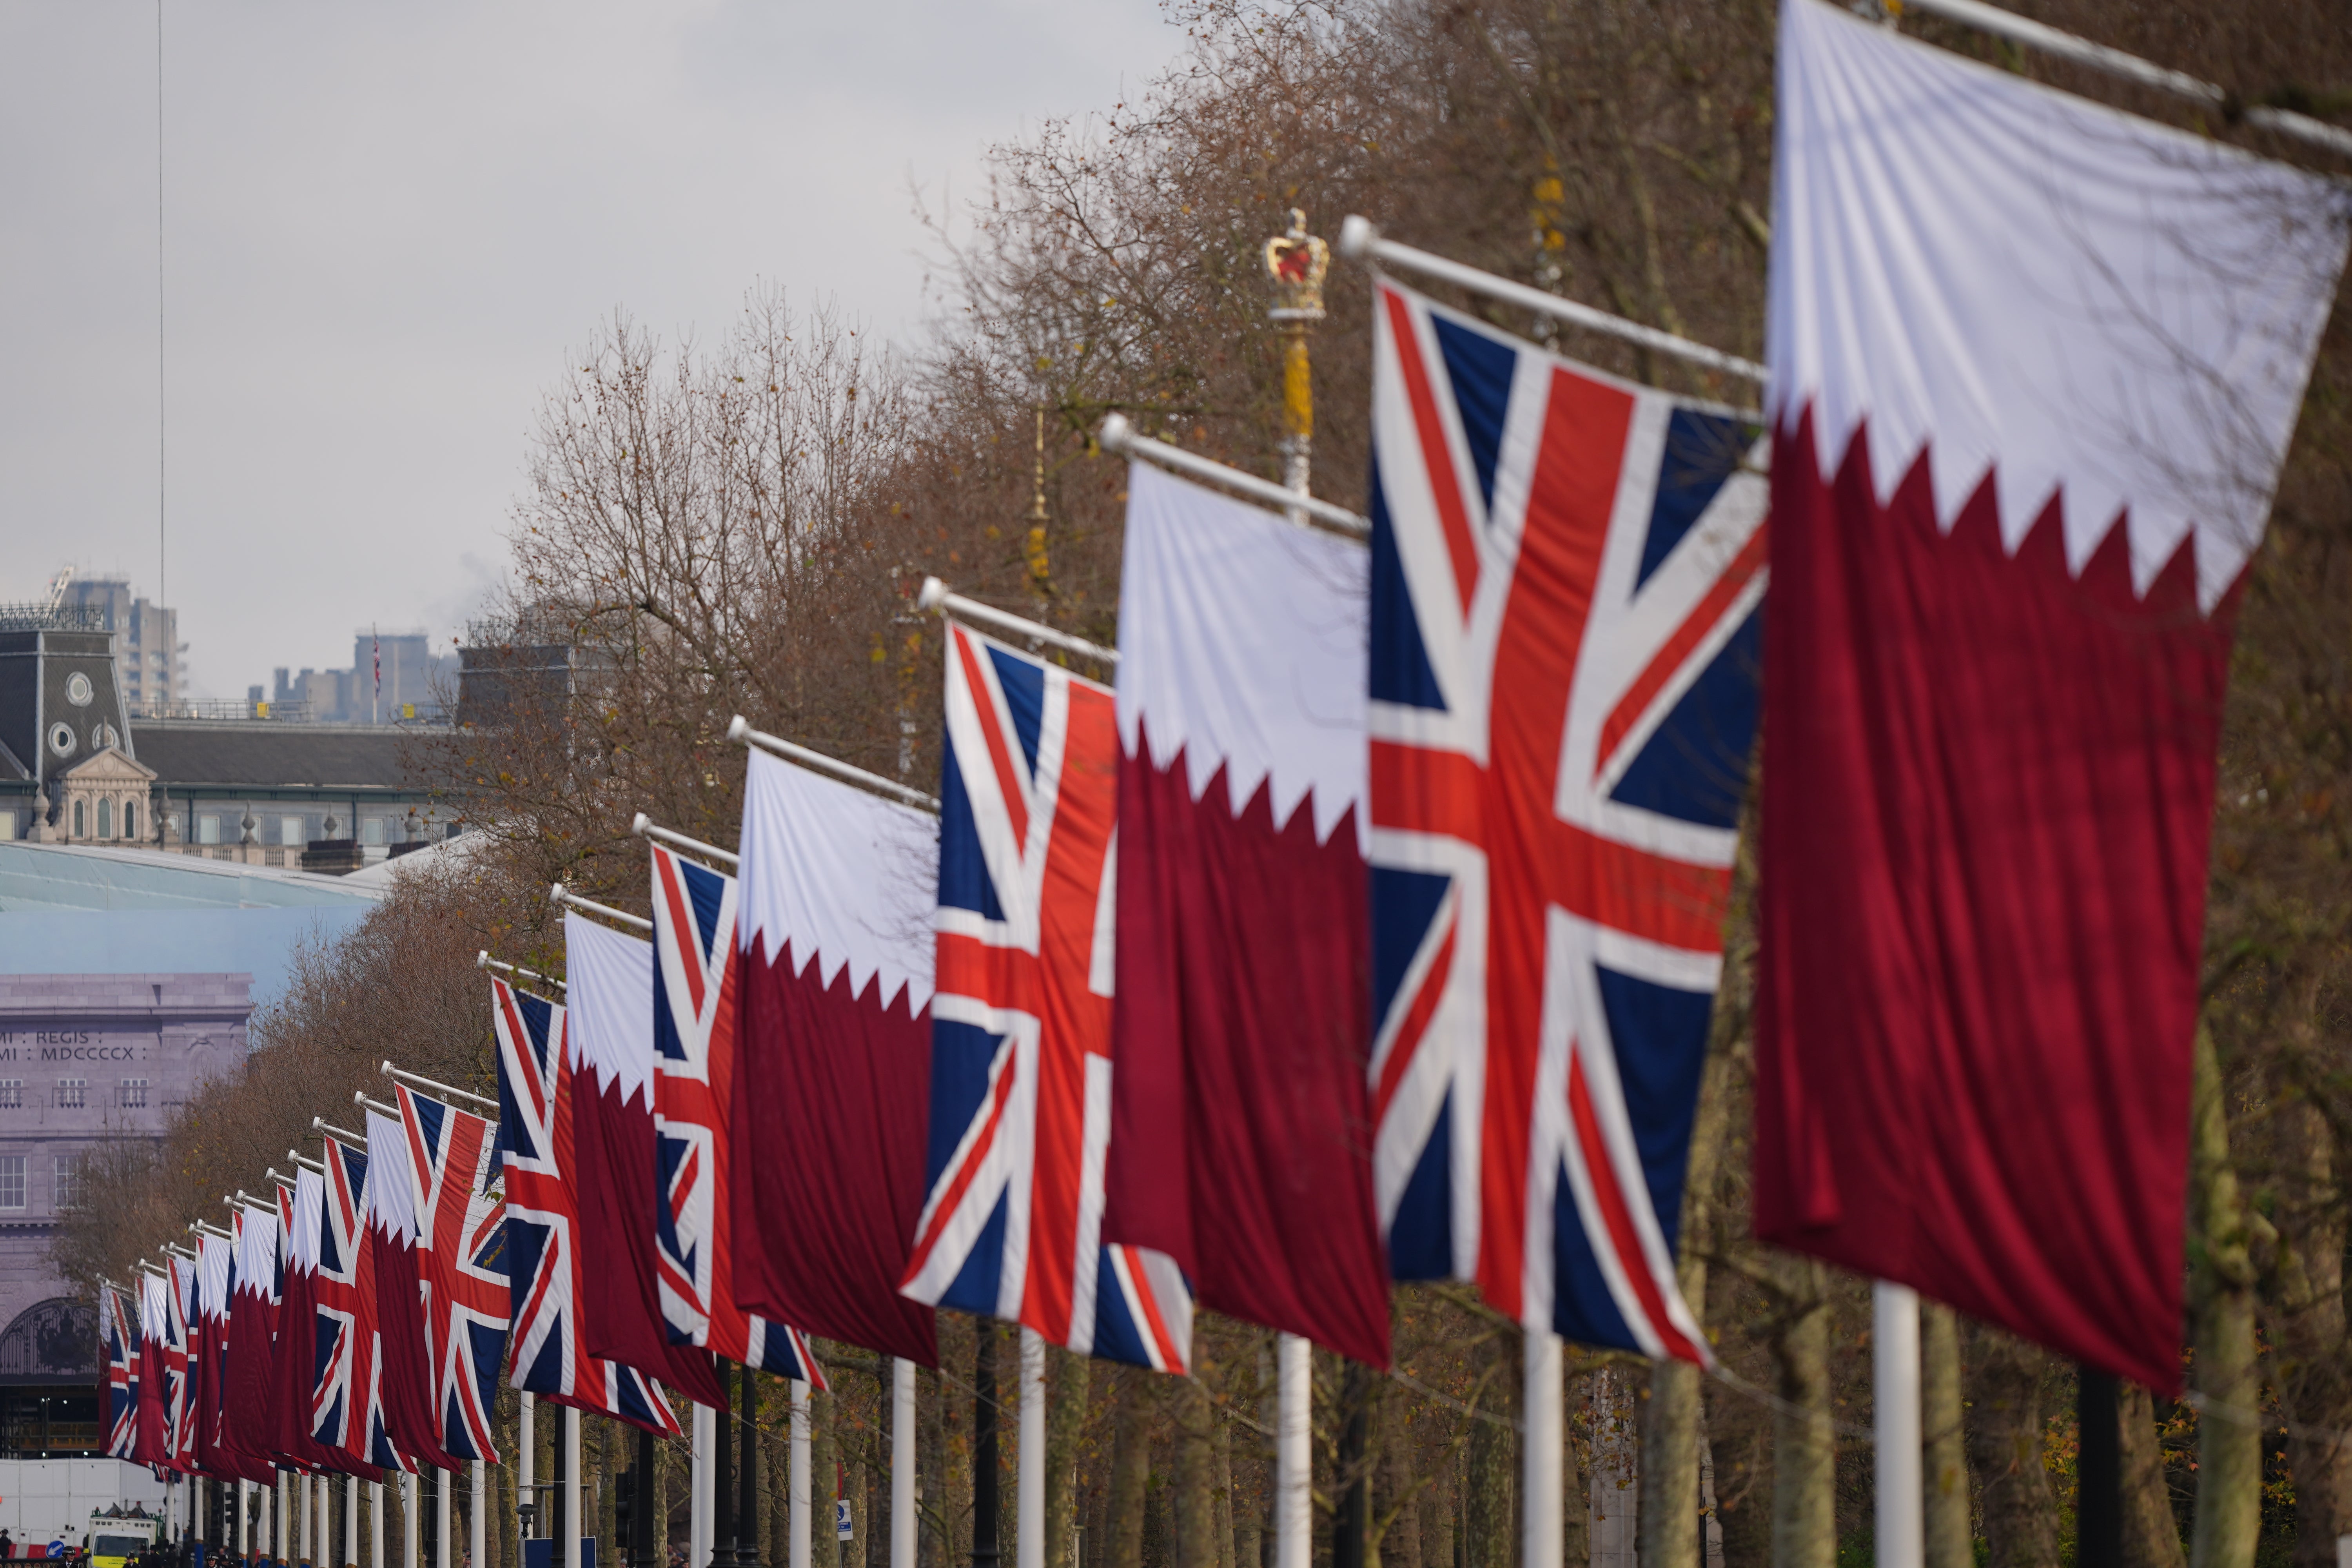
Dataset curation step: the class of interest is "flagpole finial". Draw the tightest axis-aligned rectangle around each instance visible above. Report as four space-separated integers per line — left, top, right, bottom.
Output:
1336 215 1376 264
1263 211 1327 504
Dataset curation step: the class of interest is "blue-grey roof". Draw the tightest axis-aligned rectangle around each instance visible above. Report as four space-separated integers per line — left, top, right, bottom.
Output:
0 842 383 913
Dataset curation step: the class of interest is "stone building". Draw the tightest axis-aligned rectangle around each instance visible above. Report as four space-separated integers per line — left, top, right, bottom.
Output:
0 973 252 1454
0 618 459 869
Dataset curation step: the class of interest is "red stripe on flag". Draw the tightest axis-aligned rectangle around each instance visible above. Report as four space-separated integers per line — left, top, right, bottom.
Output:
955 628 1031 848
1566 1048 1701 1364
1381 286 1481 613
655 850 707 1016
901 1050 1020 1280
1595 524 1767 776
1370 917 1455 1128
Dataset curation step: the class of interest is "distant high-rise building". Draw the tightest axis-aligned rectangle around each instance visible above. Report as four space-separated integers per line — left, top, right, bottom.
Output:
51 575 183 716
268 630 448 723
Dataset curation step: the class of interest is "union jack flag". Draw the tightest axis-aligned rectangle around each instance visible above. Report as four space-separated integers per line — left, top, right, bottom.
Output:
314 1138 405 1467
902 624 1192 1371
397 1083 511 1461
650 845 825 1385
103 1283 138 1458
492 978 683 1435
1367 280 1765 1359
165 1256 195 1470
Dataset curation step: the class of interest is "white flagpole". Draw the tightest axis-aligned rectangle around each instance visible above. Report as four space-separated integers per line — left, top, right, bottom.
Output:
319 1475 332 1568
1523 1330 1564 1568
345 1475 358 1568
278 1474 291 1566
891 1359 916 1568
437 1470 454 1568
1875 1283 1925 1568
238 1479 250 1561
1017 1330 1045 1568
563 1407 583 1568
519 1392 535 1552
403 1473 419 1568
690 1403 712 1568
370 1482 383 1568
297 1467 311 1566
1275 1335 1310 1568
790 1381 812 1568
471 1463 486 1568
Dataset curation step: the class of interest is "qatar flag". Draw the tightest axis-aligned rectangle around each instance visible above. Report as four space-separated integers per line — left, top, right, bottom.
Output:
1104 462 1391 1368
732 746 940 1367
563 911 726 1406
365 1109 462 1470
1757 0 2350 1390
195 1231 270 1481
133 1270 171 1468
224 1201 282 1472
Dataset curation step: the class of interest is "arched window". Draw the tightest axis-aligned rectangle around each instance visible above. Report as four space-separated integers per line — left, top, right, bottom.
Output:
71 800 83 838
123 802 138 841
96 799 112 839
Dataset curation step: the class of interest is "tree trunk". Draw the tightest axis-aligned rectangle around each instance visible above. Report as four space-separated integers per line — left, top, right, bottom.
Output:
1921 1303 1972 1568
1373 1400 1420 1568
1417 1445 1453 1568
1213 1393 1237 1568
1645 1362 1702 1568
601 1418 621 1568
2269 1094 2350 1568
1646 973 1739 1568
2118 1383 2185 1568
1046 1349 1091 1568
811 1389 836 1568
1107 1369 1152 1568
1766 1253 1833 1568
2188 1024 2259 1568
1963 1324 2059 1568
1174 1373 1217 1568
1462 1336 1516 1568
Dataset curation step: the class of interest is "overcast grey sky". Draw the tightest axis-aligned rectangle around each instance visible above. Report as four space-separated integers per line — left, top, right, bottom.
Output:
0 0 1178 699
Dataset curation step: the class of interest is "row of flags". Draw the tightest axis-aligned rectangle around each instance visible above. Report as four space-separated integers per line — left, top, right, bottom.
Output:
94 0 2351 1430
642 0 2347 1397
99 1083 513 1479
641 277 1766 1380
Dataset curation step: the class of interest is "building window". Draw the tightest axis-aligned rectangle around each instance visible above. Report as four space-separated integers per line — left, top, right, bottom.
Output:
96 798 112 838
53 1158 79 1211
55 1079 84 1109
280 815 305 847
123 802 137 840
118 1079 148 1109
359 817 385 846
0 810 14 841
196 814 220 846
0 1081 20 1109
0 1158 22 1211
72 799 84 837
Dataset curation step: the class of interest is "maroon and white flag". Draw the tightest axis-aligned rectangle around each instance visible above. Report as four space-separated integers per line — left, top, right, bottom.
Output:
733 748 940 1366
1103 463 1391 1368
365 1109 461 1470
1755 0 2350 1389
564 911 726 1405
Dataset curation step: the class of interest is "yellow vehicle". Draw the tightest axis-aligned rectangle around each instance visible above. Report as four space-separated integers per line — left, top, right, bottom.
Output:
87 1519 160 1568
